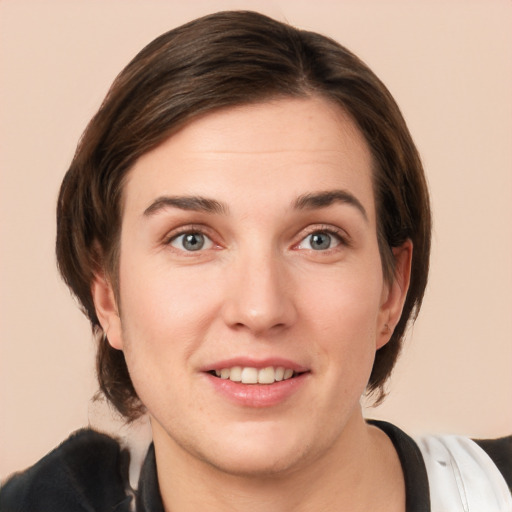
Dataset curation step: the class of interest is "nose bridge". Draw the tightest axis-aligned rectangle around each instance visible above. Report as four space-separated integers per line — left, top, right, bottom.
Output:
222 240 296 334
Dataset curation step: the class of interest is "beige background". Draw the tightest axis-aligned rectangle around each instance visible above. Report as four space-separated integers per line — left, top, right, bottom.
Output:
1 0 511 480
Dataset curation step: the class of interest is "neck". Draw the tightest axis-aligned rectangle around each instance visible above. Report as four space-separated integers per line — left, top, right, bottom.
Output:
151 411 405 512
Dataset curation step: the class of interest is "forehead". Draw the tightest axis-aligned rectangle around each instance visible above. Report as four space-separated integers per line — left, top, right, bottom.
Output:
123 96 376 220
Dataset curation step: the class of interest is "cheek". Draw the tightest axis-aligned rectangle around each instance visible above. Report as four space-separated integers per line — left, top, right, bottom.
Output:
118 260 222 357
305 263 384 329
116 265 226 424
302 263 384 374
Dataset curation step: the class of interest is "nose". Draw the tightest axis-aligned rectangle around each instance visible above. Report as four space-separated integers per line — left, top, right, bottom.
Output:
220 248 297 335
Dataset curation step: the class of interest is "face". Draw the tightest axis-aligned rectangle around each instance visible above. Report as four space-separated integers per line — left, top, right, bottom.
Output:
94 97 409 476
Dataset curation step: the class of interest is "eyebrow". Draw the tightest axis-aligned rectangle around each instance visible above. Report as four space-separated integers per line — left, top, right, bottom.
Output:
143 196 228 216
143 189 367 220
293 190 368 221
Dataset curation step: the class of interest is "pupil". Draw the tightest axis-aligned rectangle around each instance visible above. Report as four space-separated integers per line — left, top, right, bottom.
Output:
311 232 330 250
183 233 204 251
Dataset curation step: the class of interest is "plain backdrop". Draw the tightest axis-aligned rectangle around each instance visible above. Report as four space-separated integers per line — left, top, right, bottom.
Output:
1 0 511 480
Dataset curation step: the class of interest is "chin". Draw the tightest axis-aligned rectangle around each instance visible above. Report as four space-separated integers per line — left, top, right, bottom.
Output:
190 421 318 478
204 443 309 478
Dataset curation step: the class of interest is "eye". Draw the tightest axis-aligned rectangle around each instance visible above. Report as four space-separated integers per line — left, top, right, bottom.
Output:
297 230 342 251
169 232 214 252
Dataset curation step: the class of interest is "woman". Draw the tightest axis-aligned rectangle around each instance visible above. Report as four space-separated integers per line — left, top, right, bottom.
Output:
1 10 510 512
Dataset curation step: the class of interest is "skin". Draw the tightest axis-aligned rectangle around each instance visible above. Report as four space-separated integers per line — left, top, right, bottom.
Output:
93 97 412 511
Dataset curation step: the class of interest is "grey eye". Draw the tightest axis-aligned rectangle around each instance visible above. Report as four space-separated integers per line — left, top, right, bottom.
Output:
297 230 341 251
309 232 332 250
170 232 213 251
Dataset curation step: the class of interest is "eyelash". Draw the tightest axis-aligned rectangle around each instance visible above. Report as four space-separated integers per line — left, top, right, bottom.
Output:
294 226 349 252
163 224 349 253
164 225 218 253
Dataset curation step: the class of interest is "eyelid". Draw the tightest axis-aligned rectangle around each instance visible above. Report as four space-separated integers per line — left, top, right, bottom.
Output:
169 232 214 251
293 224 351 250
163 224 221 250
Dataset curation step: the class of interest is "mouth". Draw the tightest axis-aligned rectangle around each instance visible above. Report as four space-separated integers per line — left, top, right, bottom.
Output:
208 366 304 385
204 361 309 407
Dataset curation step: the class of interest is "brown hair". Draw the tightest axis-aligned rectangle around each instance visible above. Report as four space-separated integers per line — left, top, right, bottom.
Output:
56 10 431 420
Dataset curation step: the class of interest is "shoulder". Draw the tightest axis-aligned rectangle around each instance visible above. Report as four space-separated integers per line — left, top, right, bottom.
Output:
369 419 512 511
473 435 512 490
0 429 132 512
416 433 512 511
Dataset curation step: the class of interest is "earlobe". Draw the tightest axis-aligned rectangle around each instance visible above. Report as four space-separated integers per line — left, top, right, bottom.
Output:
376 240 413 349
91 272 124 350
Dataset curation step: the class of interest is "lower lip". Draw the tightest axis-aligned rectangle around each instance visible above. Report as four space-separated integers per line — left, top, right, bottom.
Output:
205 372 309 408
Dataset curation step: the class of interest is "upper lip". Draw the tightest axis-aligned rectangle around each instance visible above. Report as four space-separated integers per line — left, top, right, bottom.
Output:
202 357 309 373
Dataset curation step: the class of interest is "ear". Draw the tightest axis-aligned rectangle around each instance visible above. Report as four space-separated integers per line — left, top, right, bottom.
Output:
376 239 413 350
91 271 124 350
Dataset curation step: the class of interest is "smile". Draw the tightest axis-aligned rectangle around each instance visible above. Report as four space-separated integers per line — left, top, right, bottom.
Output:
211 366 296 384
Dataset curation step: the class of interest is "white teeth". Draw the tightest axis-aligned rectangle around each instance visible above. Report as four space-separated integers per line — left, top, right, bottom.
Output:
241 367 258 384
214 366 297 384
258 366 275 384
229 366 242 382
